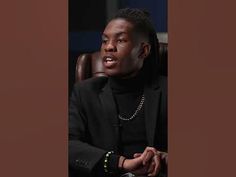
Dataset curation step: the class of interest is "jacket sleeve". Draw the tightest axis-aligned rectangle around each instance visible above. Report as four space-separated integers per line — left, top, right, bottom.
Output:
69 84 107 175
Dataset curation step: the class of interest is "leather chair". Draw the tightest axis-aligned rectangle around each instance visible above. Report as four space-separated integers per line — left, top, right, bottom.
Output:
75 42 168 83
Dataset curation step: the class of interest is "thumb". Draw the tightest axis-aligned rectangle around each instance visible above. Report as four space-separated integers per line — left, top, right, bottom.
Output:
133 153 142 158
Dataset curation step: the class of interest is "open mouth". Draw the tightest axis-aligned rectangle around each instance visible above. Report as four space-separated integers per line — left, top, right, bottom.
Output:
103 56 118 68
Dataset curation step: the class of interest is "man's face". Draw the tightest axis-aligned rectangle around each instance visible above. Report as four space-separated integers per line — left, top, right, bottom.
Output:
101 18 147 78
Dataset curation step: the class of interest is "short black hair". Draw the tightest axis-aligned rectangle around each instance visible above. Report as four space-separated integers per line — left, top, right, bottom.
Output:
112 8 160 86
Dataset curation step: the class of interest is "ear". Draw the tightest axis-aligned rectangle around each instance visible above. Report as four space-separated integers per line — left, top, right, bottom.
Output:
138 42 151 59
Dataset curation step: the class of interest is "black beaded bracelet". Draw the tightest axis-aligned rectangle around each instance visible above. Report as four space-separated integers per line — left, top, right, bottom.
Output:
104 151 114 173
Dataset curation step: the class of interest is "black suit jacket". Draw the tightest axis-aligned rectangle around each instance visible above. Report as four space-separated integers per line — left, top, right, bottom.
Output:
69 76 167 177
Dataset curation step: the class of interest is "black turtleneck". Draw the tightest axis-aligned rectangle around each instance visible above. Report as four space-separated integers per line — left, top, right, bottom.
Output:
109 73 148 159
97 73 149 175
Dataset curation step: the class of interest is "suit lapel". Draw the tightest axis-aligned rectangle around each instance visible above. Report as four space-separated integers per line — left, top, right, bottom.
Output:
144 85 161 146
99 81 119 152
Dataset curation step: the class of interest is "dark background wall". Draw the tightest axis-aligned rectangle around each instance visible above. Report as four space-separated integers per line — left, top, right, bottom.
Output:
69 0 167 94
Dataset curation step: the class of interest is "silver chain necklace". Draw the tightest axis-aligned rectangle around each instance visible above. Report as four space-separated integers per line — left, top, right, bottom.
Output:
118 94 145 121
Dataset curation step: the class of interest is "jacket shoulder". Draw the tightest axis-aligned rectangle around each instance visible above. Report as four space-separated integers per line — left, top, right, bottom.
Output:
73 76 108 93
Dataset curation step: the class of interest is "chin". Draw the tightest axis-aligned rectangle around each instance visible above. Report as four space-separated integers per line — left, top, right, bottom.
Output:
105 70 119 77
105 69 137 79
104 68 122 77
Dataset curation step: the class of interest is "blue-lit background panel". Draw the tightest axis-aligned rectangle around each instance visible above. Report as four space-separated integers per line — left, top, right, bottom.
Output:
119 0 167 32
69 31 102 53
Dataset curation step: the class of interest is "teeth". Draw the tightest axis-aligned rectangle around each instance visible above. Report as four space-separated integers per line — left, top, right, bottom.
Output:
106 57 113 61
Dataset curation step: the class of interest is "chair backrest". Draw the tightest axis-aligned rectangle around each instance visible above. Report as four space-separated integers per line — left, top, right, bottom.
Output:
75 42 168 83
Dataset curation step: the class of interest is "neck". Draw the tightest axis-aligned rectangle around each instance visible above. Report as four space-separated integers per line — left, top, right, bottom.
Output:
109 71 145 93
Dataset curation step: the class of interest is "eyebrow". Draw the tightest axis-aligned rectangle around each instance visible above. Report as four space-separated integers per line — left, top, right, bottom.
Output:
102 32 128 38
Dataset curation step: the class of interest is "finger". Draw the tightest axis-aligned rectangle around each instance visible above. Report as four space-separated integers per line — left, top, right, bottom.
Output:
142 147 159 165
160 152 168 165
164 155 168 165
149 154 161 176
133 153 142 158
143 147 158 160
144 147 158 154
158 151 167 159
123 158 144 172
139 149 149 162
147 153 161 176
143 150 154 165
147 161 155 173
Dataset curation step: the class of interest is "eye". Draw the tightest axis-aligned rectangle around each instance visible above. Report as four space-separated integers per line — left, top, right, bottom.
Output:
101 36 108 44
117 39 126 43
102 38 108 44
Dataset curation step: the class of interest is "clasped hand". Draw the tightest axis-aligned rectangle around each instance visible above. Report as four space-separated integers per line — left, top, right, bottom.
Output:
121 147 167 177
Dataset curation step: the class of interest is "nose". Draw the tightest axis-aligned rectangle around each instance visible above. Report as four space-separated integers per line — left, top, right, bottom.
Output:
104 40 117 52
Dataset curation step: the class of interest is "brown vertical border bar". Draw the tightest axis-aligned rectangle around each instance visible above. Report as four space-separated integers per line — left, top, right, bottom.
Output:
169 0 236 177
0 1 67 177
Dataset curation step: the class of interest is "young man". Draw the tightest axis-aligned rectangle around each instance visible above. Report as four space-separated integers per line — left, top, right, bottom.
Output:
69 8 167 177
